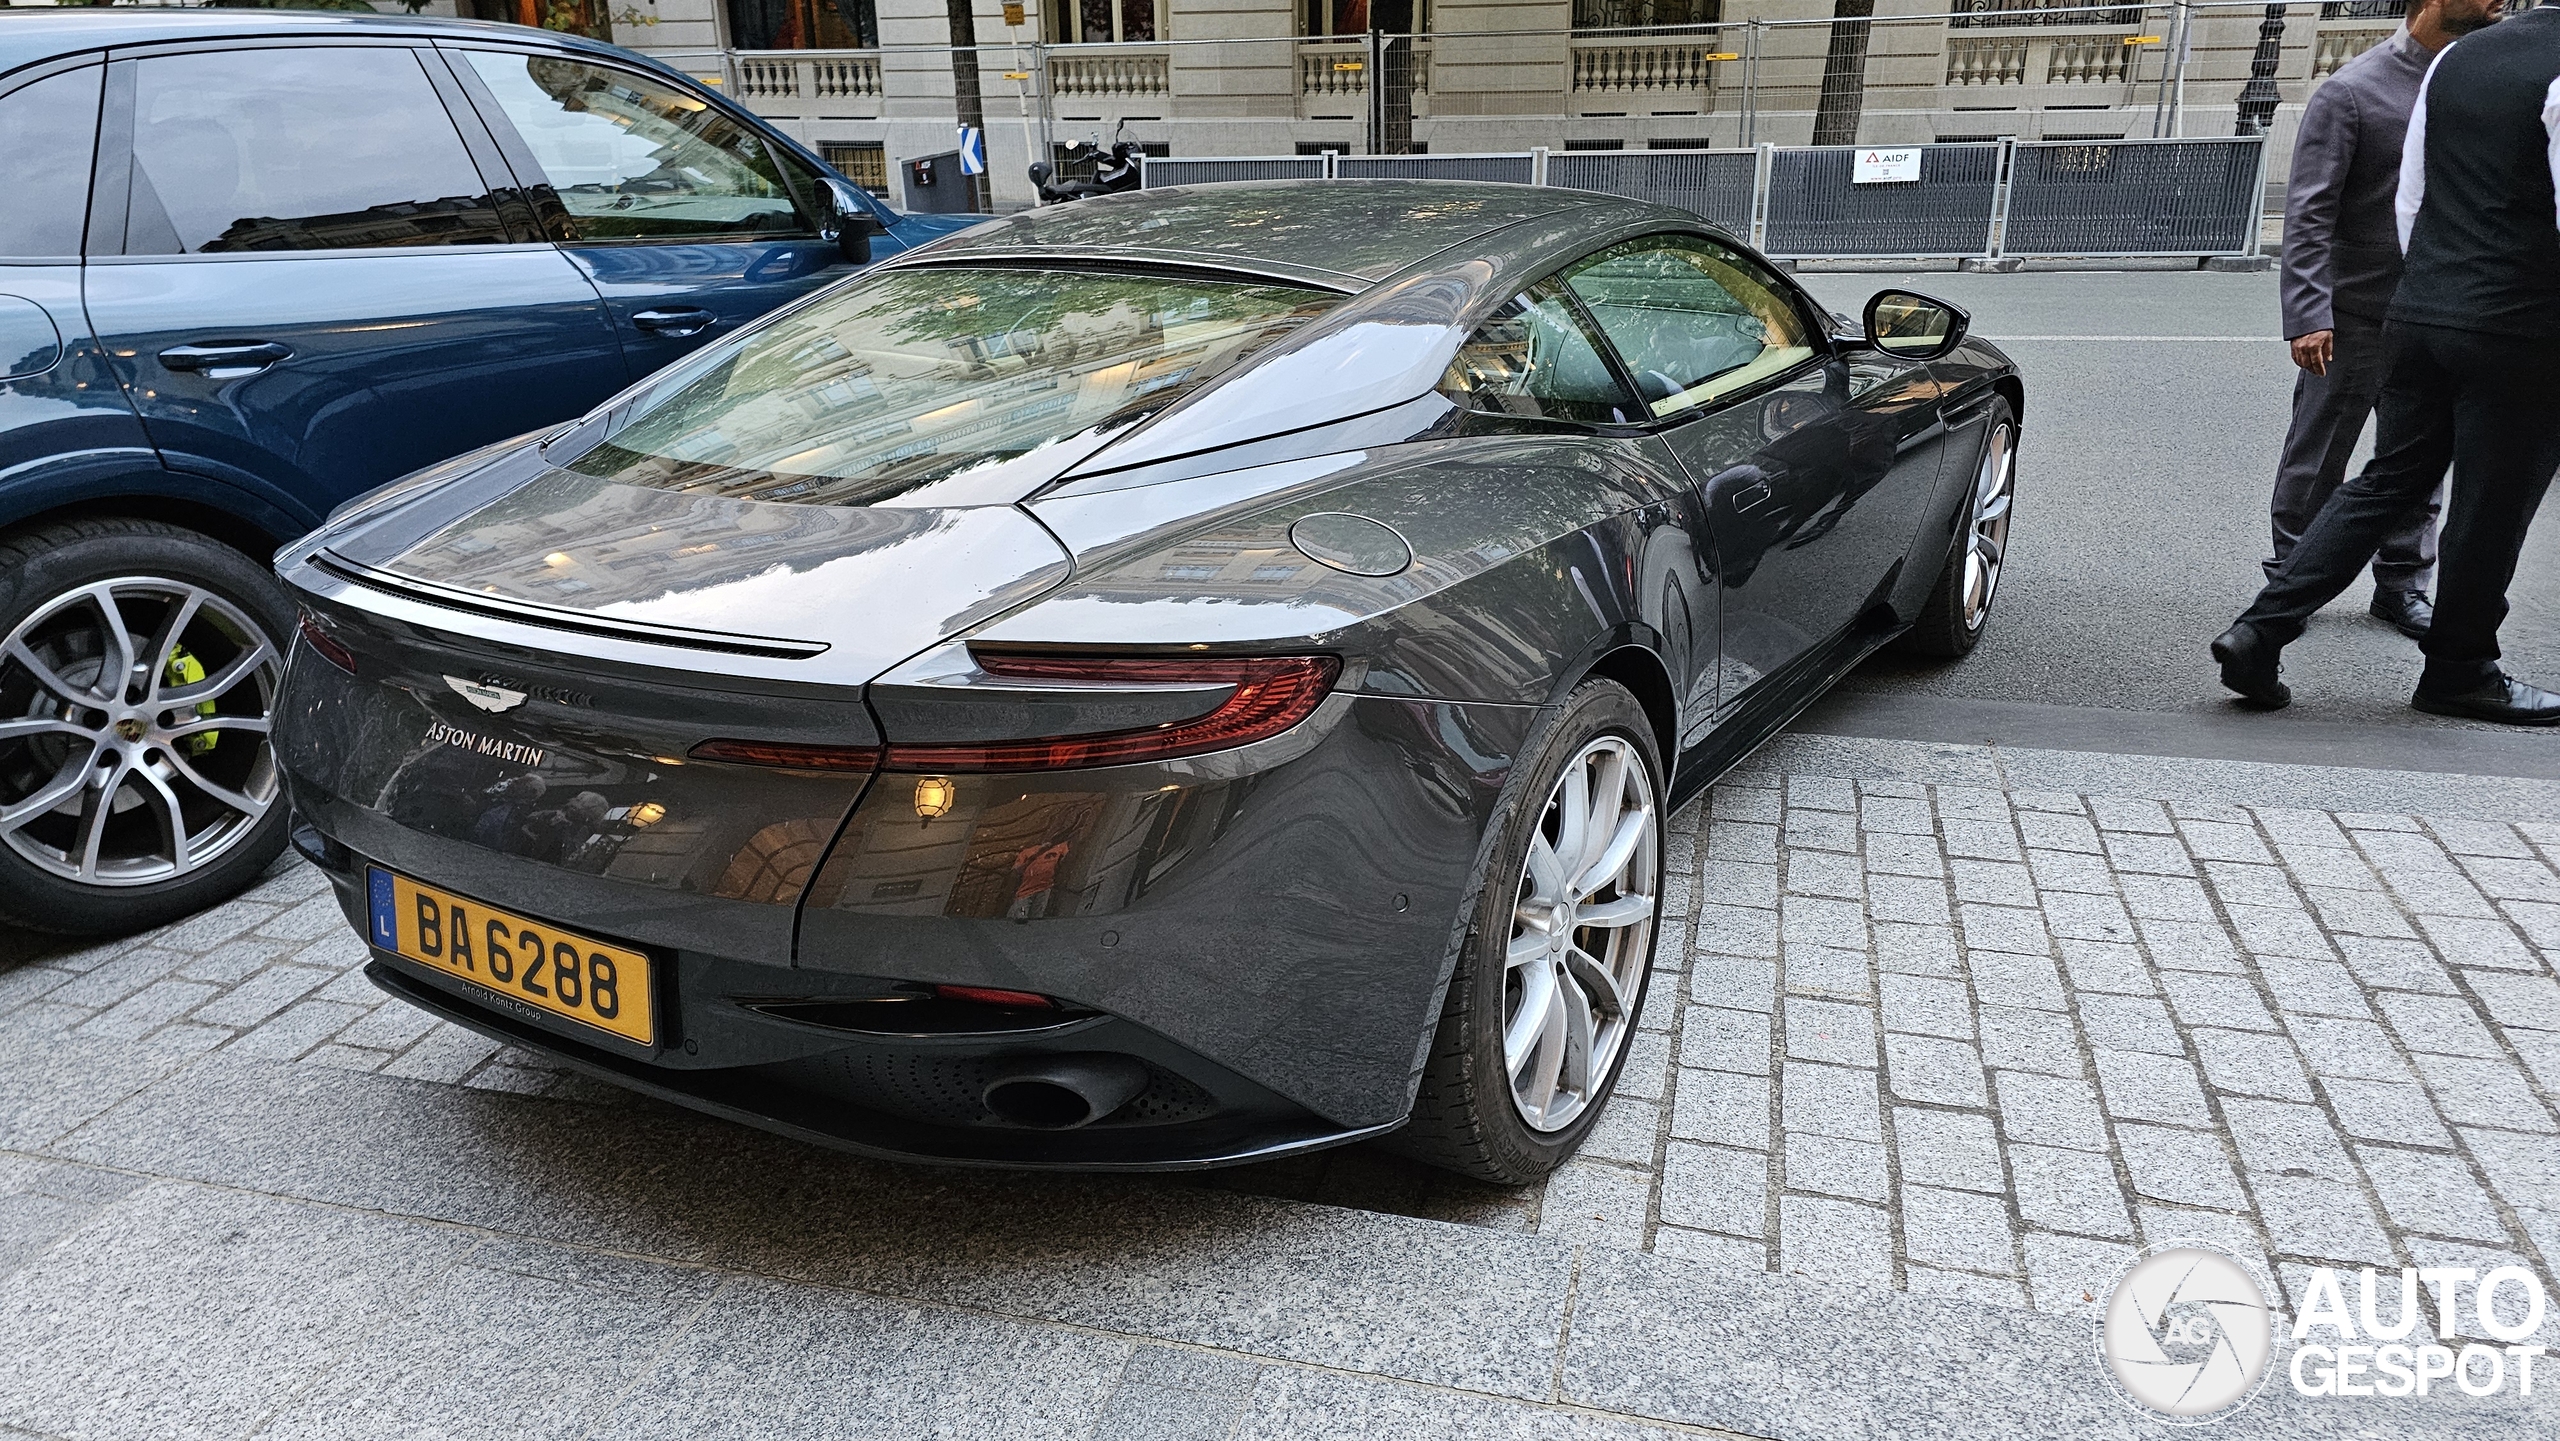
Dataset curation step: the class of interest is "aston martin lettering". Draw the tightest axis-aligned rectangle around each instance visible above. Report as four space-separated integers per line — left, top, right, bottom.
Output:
423 718 546 768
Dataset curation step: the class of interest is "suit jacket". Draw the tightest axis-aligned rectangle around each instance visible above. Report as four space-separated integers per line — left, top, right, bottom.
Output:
2281 26 2435 338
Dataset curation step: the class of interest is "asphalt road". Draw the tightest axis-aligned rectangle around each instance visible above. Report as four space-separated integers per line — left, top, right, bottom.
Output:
1794 268 2560 758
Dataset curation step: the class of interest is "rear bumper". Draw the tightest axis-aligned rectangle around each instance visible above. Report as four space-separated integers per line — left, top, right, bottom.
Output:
360 953 1395 1171
285 691 1541 1168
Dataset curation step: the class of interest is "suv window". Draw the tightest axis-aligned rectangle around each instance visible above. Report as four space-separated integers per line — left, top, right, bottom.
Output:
1439 284 1638 427
0 66 102 259
1564 235 1816 419
123 48 507 255
460 51 814 244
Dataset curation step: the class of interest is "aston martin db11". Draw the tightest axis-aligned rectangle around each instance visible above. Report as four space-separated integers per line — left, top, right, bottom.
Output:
273 181 2022 1181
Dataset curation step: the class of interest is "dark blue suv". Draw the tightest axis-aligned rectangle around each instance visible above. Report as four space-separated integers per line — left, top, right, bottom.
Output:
0 10 980 935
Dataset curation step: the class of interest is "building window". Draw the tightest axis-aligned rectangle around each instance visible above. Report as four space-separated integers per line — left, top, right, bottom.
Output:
1052 0 1161 43
1649 137 1718 149
1572 0 1716 31
1564 138 1624 150
822 141 889 195
461 0 614 40
727 0 878 50
1300 0 1424 37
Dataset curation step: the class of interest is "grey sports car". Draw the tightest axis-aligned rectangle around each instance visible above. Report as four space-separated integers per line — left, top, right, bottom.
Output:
273 181 2022 1182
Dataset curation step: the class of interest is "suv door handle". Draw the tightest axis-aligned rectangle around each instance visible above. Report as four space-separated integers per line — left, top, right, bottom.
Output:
159 341 291 378
632 308 717 339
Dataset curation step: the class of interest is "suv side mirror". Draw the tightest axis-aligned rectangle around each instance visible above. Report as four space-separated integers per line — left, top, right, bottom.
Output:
823 178 887 265
1862 289 1968 360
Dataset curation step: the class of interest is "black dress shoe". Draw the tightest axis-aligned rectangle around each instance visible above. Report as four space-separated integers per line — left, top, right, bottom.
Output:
2370 588 2434 641
2210 623 2291 708
2412 673 2560 726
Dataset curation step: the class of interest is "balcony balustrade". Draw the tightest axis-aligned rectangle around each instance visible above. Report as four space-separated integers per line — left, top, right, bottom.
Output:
1050 47 1171 97
2312 26 2393 75
1295 40 1430 96
1944 33 2134 85
733 51 883 103
1570 39 1722 93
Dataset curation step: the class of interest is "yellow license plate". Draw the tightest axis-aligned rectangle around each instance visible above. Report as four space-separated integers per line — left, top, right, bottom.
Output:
365 867 655 1047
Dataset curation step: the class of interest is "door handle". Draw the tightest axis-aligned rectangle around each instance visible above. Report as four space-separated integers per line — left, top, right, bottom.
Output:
159 341 291 378
632 308 717 339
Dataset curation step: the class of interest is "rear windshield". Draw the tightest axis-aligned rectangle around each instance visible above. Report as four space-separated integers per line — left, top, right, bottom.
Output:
565 266 1341 505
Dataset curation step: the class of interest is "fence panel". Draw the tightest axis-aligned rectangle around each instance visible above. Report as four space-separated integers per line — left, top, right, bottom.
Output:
1337 153 1536 182
1762 143 2001 258
1545 149 1758 238
1141 156 1328 186
2001 136 2265 256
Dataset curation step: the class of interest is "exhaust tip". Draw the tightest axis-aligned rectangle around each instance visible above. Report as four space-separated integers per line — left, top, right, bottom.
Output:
981 1054 1149 1129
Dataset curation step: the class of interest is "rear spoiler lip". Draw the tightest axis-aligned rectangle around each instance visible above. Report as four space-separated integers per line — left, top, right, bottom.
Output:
310 551 831 662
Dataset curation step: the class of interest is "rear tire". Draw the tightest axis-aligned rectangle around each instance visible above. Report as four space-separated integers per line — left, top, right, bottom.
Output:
1899 398 2017 660
1391 678 1665 1185
0 518 295 936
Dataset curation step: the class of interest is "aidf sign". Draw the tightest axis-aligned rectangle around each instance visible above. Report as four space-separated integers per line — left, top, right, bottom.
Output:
1853 147 1921 184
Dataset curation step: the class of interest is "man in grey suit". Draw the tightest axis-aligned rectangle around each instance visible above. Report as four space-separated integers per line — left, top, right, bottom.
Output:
2273 0 2499 640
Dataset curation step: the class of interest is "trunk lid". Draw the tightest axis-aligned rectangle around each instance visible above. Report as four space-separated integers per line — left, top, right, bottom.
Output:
317 468 1072 688
281 463 1074 965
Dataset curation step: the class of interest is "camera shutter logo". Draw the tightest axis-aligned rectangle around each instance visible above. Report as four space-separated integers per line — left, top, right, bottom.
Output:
2098 1244 2276 1422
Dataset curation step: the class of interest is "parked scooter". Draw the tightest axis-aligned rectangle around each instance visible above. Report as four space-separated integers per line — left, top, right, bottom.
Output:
1029 122 1147 204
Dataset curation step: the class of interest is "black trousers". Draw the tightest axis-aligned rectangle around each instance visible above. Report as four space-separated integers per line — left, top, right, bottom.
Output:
2238 320 2560 692
2268 309 2440 589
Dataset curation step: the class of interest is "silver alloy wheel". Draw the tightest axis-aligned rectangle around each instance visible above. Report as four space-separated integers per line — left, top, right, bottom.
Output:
1503 734 1659 1132
1962 421 2016 633
0 578 282 886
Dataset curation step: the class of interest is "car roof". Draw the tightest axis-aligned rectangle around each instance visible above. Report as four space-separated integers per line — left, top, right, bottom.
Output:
913 180 1675 286
0 10 637 83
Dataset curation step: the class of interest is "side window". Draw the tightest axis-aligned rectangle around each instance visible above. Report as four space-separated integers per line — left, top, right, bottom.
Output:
1439 284 1637 427
124 48 508 255
0 66 103 259
460 51 815 244
1564 235 1817 419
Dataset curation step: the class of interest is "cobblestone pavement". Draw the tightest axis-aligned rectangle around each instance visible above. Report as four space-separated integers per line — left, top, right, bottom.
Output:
1550 759 2560 1322
5 735 2558 1438
8 739 2559 1320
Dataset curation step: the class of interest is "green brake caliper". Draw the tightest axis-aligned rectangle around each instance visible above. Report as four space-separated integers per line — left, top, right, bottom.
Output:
164 647 218 755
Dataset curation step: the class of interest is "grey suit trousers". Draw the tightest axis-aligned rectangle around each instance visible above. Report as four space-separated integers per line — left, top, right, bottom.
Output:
2269 310 2442 590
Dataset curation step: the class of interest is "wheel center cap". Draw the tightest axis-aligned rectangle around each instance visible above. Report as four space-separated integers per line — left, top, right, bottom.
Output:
114 717 147 742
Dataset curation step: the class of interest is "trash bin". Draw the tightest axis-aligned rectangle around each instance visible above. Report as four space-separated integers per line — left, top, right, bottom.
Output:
901 151 983 214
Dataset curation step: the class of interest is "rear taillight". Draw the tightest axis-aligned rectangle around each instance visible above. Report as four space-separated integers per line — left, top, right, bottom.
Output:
686 738 879 771
885 653 1339 772
687 653 1338 775
933 984 1054 1008
297 612 357 675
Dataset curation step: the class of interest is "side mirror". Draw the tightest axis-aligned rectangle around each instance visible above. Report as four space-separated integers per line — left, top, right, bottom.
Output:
823 178 886 266
1862 289 1968 360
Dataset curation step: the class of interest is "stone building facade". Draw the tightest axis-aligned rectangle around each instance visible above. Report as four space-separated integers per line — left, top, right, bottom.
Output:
414 0 2421 210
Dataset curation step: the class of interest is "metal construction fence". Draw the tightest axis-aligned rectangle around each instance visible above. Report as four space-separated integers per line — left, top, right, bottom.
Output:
1142 133 2266 260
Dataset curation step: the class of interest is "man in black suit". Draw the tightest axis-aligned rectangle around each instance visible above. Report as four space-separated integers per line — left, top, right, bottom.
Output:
2214 1 2560 725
